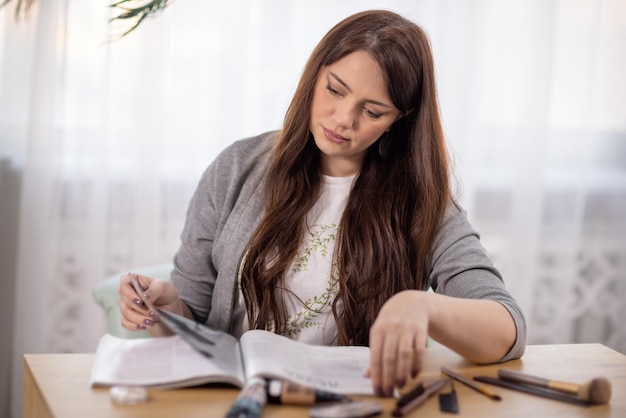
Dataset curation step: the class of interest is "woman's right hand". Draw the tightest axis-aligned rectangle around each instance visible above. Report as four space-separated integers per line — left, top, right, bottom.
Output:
118 272 182 332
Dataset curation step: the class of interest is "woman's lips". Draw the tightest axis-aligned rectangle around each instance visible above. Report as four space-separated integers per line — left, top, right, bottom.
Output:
323 127 348 144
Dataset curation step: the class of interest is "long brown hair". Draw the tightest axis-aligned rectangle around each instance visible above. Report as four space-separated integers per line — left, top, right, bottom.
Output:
240 10 451 345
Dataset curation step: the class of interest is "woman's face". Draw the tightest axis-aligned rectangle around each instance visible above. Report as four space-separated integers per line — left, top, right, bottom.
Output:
309 51 402 177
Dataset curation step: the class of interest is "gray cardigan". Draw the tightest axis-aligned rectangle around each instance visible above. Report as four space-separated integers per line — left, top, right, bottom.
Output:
171 131 527 361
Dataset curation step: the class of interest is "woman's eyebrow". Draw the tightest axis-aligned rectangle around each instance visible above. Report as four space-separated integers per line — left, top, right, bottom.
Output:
329 72 393 108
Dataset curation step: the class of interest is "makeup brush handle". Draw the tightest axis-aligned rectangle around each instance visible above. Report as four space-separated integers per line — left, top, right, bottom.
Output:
474 377 591 407
498 369 578 395
498 369 550 387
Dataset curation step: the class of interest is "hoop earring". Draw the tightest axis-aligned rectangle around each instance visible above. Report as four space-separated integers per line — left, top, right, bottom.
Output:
378 131 391 159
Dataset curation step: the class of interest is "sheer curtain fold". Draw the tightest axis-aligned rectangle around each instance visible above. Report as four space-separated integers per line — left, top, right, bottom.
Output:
1 1 625 418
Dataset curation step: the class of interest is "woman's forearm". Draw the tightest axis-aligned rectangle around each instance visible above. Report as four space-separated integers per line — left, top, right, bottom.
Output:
424 292 517 363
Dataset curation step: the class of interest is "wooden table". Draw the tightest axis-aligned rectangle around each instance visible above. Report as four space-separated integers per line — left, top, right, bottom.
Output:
23 343 626 418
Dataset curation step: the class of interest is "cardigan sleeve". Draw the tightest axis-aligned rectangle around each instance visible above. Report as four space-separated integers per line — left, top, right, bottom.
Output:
169 132 275 324
169 158 222 323
427 201 527 362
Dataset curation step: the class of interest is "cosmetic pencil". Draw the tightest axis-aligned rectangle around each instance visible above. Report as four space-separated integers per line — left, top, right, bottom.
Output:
392 378 449 417
396 382 425 408
441 367 502 401
225 377 268 418
266 379 350 405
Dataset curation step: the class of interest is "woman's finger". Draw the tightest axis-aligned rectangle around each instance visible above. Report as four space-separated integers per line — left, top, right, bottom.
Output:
119 297 155 330
380 330 400 397
368 323 385 396
394 331 415 388
118 273 158 329
411 332 427 379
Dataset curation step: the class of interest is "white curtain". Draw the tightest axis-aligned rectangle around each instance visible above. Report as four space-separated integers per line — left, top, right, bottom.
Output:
1 1 624 416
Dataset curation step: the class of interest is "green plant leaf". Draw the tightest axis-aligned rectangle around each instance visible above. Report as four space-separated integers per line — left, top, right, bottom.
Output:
110 0 171 37
1 0 172 37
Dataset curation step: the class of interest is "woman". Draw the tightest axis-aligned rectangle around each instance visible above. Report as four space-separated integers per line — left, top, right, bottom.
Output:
119 9 526 397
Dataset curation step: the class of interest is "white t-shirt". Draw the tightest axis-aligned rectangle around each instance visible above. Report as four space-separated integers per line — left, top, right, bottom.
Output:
232 174 355 344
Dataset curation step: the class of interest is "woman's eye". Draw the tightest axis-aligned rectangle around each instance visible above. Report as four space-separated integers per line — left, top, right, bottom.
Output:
326 84 342 96
365 108 382 119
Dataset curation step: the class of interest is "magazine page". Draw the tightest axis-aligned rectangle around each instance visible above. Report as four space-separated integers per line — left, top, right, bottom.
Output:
240 330 374 395
89 333 245 389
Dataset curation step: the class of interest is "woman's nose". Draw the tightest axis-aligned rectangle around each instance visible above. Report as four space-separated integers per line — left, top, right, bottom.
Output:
332 103 356 129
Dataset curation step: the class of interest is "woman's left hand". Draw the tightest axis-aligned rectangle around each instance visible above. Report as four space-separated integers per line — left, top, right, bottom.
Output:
366 290 430 397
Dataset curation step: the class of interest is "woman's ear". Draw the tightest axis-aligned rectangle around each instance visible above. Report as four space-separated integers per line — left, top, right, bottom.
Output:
401 109 414 119
393 109 412 123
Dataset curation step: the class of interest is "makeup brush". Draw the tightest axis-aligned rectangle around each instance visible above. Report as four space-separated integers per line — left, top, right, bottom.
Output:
497 369 611 405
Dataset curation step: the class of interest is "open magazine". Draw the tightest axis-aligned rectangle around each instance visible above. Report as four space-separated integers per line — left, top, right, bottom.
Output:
89 310 374 395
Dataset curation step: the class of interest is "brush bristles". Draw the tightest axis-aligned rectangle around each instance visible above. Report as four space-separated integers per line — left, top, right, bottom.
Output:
583 378 611 405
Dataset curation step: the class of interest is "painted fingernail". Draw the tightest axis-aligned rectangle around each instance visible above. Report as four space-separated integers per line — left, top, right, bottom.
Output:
137 324 146 330
133 298 143 306
143 319 154 326
149 311 160 320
